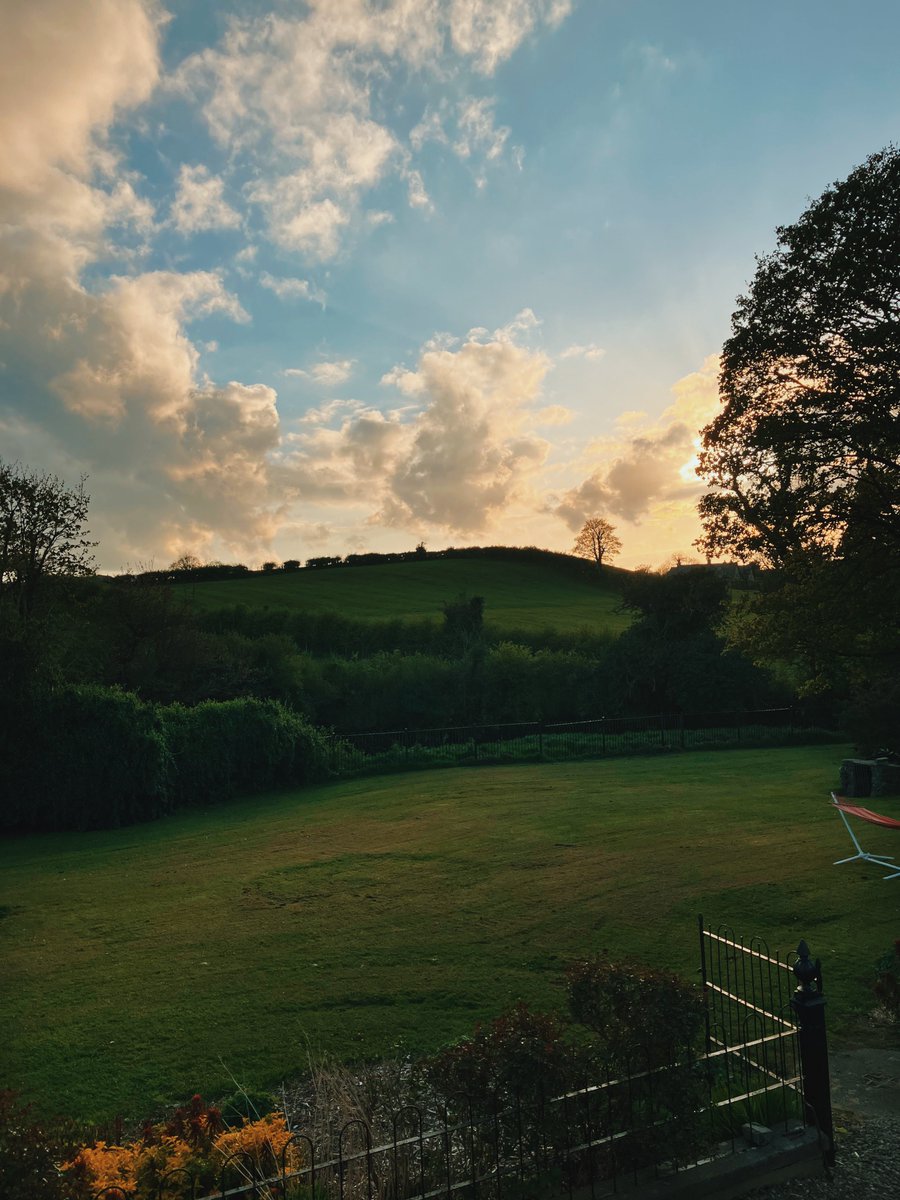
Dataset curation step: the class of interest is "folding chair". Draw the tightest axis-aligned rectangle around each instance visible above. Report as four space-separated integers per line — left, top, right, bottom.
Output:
831 792 900 880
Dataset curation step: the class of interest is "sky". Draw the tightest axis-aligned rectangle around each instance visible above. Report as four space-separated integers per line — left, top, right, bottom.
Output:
2 1 899 573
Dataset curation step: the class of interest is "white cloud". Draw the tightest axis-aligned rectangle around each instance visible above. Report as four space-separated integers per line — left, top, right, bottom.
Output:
560 342 605 361
406 169 433 212
536 404 574 425
454 98 509 161
450 0 573 74
281 320 551 534
176 1 574 259
555 355 720 530
296 398 365 425
284 360 356 386
170 164 241 234
0 0 162 195
260 272 326 305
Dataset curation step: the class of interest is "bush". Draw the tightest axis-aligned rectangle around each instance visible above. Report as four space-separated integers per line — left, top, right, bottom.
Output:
0 1091 69 1200
425 1002 578 1107
160 698 332 809
62 1095 301 1199
873 940 900 1021
1 687 334 831
565 957 705 1066
3 685 170 830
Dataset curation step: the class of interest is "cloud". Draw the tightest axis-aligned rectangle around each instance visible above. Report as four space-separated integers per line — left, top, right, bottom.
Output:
449 0 573 75
555 355 721 531
406 169 433 212
176 1 574 259
170 164 241 234
260 272 326 304
0 0 161 256
280 320 551 535
0 0 162 195
0 226 279 564
560 342 605 361
284 360 355 386
454 98 510 161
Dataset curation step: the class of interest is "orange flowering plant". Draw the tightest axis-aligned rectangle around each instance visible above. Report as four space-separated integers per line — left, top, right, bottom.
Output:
62 1095 303 1198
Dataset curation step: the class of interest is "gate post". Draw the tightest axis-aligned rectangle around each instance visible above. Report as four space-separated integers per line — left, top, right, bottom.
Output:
790 940 835 1166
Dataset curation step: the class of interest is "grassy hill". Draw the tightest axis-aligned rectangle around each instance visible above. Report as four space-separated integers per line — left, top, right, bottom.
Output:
174 556 631 634
2 743 885 1123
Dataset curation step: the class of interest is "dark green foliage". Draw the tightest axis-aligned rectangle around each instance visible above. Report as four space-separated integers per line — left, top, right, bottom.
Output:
425 1003 577 1105
4 685 170 830
441 593 485 651
873 941 900 1020
697 147 900 753
565 957 705 1066
610 569 787 714
1 688 332 831
160 697 330 809
0 1091 70 1200
565 958 710 1168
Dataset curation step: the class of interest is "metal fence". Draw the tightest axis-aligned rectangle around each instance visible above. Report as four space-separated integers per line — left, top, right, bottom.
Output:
328 708 835 776
88 921 831 1200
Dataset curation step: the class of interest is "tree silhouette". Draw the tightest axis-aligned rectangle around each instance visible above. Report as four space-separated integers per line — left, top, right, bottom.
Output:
697 146 900 568
696 147 900 751
573 516 622 567
0 459 96 615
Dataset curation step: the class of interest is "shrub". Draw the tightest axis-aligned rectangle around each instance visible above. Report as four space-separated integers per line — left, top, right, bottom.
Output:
62 1095 301 1199
160 698 331 808
873 940 900 1021
424 1002 577 1107
4 685 170 830
0 1091 69 1200
565 957 705 1066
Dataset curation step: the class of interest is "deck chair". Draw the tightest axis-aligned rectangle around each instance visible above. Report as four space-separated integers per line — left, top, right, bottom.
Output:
831 792 900 880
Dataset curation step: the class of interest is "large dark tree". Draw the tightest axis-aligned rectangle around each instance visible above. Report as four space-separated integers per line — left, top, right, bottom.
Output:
696 148 900 748
697 147 900 567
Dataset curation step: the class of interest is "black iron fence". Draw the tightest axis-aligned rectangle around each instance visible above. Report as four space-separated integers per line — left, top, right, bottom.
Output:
88 921 831 1200
328 708 837 776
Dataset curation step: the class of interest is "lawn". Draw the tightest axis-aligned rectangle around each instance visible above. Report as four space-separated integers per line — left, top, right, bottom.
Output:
1 744 897 1124
174 558 631 634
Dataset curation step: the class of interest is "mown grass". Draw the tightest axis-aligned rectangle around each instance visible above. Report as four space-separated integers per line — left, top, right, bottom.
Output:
174 558 631 634
1 744 896 1125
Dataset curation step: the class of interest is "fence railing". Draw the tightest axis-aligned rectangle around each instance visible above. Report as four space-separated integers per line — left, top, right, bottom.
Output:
88 922 832 1199
328 708 836 776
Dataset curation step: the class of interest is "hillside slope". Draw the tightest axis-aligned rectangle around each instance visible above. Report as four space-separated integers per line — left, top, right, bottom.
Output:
176 556 631 634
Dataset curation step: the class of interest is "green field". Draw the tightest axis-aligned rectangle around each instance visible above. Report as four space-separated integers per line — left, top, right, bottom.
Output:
2 744 897 1125
175 558 631 633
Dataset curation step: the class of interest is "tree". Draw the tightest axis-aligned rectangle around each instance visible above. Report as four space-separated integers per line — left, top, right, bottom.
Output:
696 147 900 568
573 516 622 567
169 554 202 571
0 460 96 615
695 148 900 747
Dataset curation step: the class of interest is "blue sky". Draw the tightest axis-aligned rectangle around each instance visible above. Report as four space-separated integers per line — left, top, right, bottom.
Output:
2 0 899 571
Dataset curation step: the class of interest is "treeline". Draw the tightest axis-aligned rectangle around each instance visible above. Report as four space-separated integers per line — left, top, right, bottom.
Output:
0 561 795 830
115 544 605 585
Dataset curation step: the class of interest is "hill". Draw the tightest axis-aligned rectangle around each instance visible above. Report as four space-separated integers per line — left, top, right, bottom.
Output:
174 553 632 635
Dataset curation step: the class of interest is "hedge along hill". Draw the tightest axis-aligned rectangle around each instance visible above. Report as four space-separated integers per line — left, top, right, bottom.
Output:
171 550 632 635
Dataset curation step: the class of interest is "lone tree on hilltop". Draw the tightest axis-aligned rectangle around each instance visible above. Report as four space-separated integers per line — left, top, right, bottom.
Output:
573 516 622 568
0 459 96 615
695 146 900 751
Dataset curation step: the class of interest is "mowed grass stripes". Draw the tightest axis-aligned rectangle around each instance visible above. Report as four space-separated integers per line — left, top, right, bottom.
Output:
175 558 631 634
1 745 896 1123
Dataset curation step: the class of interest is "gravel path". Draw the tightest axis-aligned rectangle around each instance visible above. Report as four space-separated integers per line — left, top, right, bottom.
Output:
746 1042 900 1200
745 1114 900 1200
